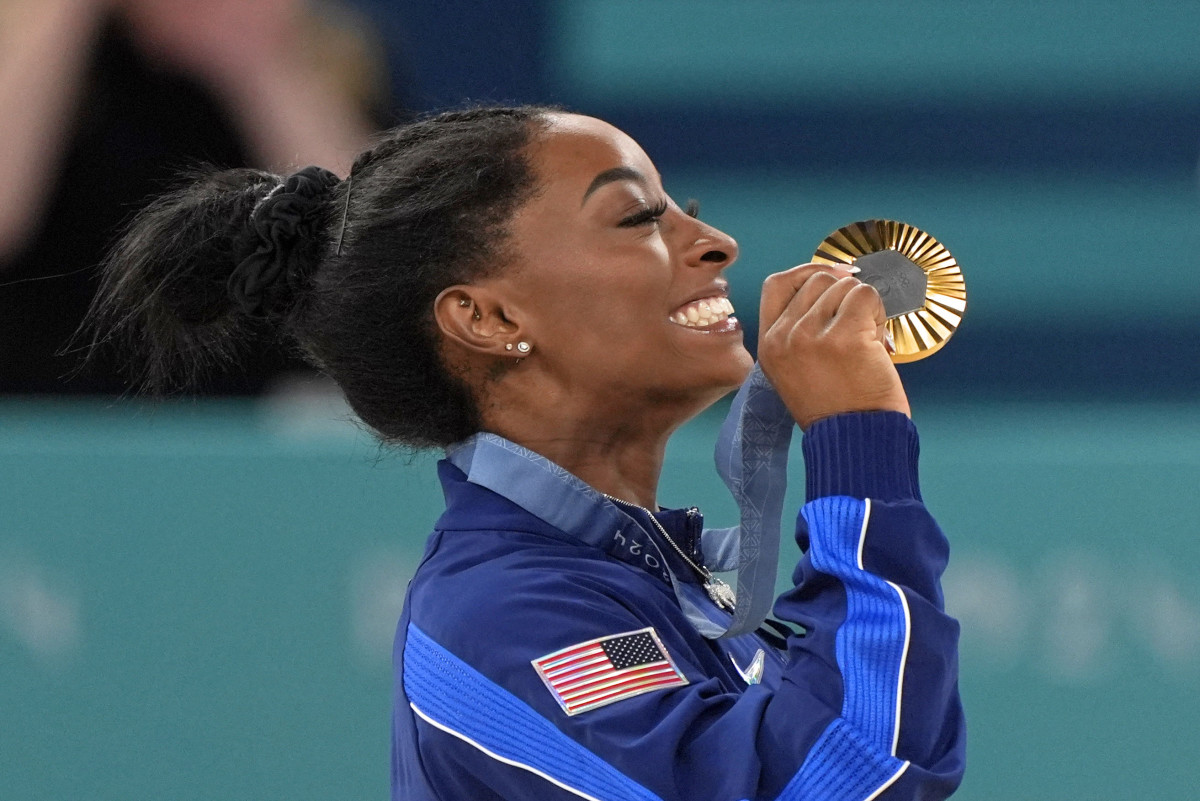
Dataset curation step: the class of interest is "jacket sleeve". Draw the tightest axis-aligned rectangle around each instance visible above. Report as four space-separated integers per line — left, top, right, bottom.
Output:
399 412 965 801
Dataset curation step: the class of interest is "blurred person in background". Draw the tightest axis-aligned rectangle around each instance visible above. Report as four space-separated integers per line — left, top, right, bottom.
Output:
0 0 393 393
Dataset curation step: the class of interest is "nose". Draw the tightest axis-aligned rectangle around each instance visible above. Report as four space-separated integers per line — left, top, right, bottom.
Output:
684 220 739 268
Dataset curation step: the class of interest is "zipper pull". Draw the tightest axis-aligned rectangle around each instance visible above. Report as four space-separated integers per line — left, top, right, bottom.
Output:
684 507 703 563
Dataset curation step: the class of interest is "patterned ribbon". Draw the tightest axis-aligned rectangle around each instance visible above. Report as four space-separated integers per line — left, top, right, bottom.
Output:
707 363 794 637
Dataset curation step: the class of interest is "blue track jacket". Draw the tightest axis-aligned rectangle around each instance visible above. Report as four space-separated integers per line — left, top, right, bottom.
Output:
393 412 966 800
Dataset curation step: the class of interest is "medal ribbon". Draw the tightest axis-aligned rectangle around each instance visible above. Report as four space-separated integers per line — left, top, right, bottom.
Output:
708 363 794 637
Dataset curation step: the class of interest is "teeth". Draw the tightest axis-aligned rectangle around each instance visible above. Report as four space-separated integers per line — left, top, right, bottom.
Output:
670 295 735 328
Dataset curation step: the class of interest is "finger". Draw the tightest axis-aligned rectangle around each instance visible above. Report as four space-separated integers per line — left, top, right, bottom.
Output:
759 263 858 333
836 280 887 328
790 275 864 332
765 271 841 336
869 295 895 353
764 272 847 341
825 282 888 341
792 271 846 319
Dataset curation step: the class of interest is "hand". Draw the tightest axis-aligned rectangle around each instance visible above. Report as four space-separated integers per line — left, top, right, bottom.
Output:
119 0 306 87
1 0 110 33
758 263 910 429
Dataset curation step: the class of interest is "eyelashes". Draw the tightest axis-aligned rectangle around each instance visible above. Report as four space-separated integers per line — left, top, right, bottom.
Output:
619 199 669 227
619 198 702 227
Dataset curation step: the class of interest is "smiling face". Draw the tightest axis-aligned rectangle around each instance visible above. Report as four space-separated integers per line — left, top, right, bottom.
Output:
494 113 753 419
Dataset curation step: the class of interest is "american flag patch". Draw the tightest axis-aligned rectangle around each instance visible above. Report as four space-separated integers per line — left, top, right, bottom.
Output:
531 627 688 716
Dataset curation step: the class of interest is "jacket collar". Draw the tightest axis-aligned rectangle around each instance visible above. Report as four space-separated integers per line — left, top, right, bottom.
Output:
441 364 795 639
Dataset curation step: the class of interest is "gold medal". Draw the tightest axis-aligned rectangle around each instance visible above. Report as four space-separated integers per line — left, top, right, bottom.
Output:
813 220 966 363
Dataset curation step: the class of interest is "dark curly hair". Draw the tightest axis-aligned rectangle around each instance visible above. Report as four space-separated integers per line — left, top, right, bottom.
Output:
83 105 554 448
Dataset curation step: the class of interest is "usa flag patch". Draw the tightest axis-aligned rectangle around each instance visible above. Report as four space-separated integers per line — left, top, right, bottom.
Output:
531 627 688 716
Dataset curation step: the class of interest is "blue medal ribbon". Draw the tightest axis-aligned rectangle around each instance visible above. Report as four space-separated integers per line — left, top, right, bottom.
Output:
709 363 794 637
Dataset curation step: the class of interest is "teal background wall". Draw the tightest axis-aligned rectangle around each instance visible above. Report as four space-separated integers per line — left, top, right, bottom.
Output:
4 397 1200 799
7 1 1200 798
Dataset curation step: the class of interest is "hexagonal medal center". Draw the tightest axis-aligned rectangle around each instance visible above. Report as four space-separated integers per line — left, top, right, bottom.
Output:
854 249 928 318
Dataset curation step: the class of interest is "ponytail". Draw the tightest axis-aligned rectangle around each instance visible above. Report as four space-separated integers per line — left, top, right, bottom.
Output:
227 166 340 317
87 106 550 448
82 166 340 393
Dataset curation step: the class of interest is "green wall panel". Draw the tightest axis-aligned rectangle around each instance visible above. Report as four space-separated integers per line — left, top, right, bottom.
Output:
551 0 1200 103
4 397 1199 799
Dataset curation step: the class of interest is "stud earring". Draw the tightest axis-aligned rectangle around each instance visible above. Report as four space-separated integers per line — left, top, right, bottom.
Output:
516 341 532 354
458 299 471 307
505 343 513 351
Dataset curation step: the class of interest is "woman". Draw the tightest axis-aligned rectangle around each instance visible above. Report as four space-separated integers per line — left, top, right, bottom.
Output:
87 107 965 800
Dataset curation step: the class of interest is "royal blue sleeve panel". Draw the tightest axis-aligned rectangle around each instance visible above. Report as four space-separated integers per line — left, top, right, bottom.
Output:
396 412 964 800
786 412 966 797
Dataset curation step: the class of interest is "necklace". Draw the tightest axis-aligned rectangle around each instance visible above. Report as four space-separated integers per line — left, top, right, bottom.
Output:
601 493 737 613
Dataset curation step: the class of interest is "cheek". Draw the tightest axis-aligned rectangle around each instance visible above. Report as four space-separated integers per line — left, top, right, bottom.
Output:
542 279 662 344
541 255 667 328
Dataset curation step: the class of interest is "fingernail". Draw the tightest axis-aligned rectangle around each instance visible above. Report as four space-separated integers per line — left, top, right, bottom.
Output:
884 330 896 354
843 264 861 274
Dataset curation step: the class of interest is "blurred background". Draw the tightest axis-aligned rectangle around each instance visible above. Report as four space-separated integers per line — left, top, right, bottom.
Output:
3 1 1199 798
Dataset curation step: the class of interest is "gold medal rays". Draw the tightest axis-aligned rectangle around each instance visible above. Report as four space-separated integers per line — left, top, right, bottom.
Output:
812 219 967 363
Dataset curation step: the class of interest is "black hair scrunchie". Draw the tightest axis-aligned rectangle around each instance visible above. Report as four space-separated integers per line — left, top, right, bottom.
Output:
227 165 340 318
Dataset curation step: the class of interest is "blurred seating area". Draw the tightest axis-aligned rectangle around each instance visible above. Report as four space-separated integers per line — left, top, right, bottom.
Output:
0 0 398 394
6 0 1199 400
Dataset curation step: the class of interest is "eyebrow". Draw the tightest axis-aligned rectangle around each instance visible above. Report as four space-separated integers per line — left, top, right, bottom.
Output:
581 166 646 206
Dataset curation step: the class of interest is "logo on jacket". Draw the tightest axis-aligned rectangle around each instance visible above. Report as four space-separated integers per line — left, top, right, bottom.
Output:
730 648 765 686
531 627 688 716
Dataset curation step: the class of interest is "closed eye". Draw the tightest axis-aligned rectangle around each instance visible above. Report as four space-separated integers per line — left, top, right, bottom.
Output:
619 199 669 227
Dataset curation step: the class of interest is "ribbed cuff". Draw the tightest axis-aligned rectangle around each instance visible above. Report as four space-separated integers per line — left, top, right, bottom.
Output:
802 412 921 502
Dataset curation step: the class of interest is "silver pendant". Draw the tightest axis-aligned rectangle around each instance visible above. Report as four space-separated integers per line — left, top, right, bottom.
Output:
705 578 737 612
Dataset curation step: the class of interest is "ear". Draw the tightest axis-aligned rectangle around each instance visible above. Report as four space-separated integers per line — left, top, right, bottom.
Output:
433 285 525 357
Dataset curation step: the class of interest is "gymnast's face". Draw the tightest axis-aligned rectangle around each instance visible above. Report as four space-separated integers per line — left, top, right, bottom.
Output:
500 113 753 417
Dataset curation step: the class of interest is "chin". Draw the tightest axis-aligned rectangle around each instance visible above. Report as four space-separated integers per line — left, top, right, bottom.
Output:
694 348 756 405
643 340 754 410
718 344 755 387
